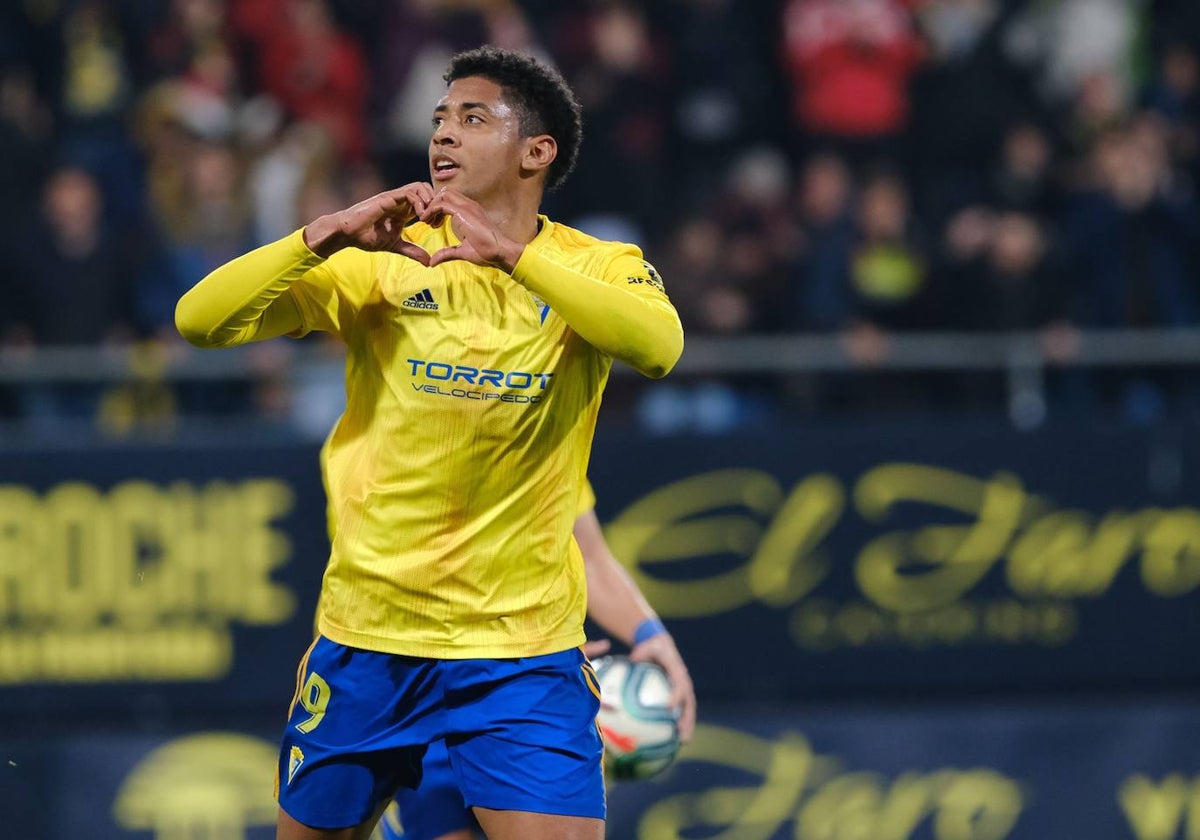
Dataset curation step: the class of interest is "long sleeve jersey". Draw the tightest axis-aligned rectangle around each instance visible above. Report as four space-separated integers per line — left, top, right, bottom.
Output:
176 215 682 657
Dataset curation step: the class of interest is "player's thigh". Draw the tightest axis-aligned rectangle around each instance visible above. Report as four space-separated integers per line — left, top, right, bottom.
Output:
376 803 476 840
471 808 603 840
278 796 390 840
385 794 477 840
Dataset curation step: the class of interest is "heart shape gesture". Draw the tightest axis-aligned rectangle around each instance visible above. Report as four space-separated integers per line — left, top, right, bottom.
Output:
304 184 526 273
418 188 526 273
305 182 435 263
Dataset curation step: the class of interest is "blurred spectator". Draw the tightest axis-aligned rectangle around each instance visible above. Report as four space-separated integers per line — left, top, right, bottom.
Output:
0 63 51 421
246 0 370 162
985 212 1072 333
13 166 138 346
1063 116 1200 421
791 151 856 331
845 169 932 335
247 119 338 245
48 0 146 223
270 164 382 438
1142 39 1200 184
1006 0 1138 108
134 78 206 245
0 67 52 259
657 217 726 335
10 165 142 430
370 0 492 183
638 147 794 434
663 0 782 212
989 118 1062 218
1007 0 1140 157
141 138 254 335
908 0 1038 228
54 0 133 129
779 0 923 166
821 168 936 414
1144 39 1200 128
636 203 778 434
939 208 1071 332
936 205 1080 423
140 0 229 84
549 0 672 239
1065 117 1200 330
137 136 257 421
706 146 796 331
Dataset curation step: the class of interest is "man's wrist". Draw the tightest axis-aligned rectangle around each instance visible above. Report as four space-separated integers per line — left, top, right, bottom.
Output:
303 214 350 258
633 617 667 646
498 240 526 274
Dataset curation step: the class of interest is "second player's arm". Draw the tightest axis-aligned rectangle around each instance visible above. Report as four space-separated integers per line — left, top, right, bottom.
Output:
576 508 697 740
577 508 658 647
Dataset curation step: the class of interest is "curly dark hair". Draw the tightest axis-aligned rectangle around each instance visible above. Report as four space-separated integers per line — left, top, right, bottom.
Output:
445 46 583 192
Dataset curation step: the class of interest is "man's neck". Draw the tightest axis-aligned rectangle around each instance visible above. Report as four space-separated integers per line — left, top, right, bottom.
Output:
467 191 542 245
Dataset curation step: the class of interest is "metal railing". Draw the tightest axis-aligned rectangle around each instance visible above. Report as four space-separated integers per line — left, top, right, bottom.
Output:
9 329 1200 380
4 328 1200 429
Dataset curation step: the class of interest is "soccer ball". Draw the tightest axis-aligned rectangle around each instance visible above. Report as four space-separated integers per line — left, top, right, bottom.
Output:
592 655 681 781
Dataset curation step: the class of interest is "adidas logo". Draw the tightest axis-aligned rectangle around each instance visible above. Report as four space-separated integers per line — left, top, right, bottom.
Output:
401 288 439 311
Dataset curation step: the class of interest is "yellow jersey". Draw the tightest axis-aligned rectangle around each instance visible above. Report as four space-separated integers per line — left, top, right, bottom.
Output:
177 214 681 658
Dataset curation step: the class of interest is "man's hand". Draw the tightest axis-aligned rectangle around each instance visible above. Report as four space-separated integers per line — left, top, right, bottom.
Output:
303 183 436 261
420 189 525 271
630 634 697 742
582 639 612 659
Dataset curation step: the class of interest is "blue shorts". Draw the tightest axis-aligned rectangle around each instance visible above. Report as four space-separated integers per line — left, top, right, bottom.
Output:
276 636 605 830
379 741 478 840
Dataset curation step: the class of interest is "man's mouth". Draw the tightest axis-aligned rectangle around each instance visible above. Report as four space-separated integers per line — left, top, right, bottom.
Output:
432 157 460 180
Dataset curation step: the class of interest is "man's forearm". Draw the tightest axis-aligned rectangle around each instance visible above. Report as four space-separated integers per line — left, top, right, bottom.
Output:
578 510 659 645
176 230 318 347
511 249 684 379
586 563 656 646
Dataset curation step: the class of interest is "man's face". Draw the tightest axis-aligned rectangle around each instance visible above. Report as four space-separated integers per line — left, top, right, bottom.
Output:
429 76 527 202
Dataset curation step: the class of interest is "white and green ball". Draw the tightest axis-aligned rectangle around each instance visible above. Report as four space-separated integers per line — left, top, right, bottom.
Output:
592 655 682 781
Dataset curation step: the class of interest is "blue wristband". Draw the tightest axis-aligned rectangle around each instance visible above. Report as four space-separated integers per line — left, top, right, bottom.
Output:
633 618 667 646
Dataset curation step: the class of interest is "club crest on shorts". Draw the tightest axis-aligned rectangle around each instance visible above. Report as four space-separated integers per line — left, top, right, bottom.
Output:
287 745 305 785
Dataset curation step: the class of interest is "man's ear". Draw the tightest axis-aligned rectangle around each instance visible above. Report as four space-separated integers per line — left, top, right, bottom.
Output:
522 134 558 177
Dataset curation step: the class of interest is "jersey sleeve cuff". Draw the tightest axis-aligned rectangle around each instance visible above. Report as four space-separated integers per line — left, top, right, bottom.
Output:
290 227 330 265
509 244 554 293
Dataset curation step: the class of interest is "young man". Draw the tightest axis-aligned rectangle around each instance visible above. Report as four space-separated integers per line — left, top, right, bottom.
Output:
175 47 683 840
379 480 696 840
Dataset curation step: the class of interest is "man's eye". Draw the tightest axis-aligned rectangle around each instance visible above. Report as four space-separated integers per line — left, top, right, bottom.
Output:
466 115 482 124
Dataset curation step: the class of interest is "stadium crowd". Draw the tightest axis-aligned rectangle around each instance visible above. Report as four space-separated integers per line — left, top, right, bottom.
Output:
3 0 1200 436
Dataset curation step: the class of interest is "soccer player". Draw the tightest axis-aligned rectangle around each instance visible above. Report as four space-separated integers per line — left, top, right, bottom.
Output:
378 479 696 840
175 46 683 840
